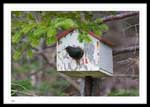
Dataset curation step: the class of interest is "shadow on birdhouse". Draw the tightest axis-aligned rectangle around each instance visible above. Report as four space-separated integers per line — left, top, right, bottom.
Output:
56 29 113 78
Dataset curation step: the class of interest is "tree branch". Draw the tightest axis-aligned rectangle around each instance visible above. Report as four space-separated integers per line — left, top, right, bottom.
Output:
113 74 139 78
38 52 56 69
59 73 80 91
102 11 139 23
43 43 56 49
113 45 139 55
29 64 50 76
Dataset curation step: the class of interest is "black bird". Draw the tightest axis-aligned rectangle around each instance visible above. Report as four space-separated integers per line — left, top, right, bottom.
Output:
65 46 84 64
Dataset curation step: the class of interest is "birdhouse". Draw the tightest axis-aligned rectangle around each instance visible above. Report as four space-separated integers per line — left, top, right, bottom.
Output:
57 29 113 77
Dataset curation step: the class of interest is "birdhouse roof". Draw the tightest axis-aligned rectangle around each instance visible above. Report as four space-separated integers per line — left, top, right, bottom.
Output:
56 28 113 46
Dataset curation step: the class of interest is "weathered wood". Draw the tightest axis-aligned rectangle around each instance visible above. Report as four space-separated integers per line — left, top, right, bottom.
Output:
81 77 101 96
57 30 113 77
91 78 101 96
84 76 93 96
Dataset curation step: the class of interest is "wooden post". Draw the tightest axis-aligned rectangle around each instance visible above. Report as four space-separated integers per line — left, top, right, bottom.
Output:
80 76 101 96
85 76 93 96
91 78 101 96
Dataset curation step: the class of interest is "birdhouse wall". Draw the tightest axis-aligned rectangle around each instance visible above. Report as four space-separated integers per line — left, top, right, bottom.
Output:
99 42 113 76
57 30 113 77
57 30 100 71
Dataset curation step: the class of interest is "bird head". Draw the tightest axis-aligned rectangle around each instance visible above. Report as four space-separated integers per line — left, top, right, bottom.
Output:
65 46 72 51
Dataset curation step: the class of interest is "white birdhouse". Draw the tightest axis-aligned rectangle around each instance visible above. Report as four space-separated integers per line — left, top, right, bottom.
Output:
56 29 113 77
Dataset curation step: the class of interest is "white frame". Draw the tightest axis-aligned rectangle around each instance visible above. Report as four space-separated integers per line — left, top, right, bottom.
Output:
4 3 147 104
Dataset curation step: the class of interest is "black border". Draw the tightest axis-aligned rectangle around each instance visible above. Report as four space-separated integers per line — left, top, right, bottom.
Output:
2 2 148 105
1 0 149 3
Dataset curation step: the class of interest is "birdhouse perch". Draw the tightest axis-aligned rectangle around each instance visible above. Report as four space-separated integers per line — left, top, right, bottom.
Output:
57 29 113 77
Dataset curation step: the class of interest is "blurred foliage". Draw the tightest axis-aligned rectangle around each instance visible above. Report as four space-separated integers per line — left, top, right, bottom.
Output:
11 60 71 96
11 79 33 96
37 79 70 96
11 11 109 60
51 79 70 95
12 62 41 73
108 88 139 96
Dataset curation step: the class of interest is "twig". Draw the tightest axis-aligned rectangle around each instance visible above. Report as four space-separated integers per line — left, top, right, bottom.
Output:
59 73 80 91
123 24 139 31
29 64 50 76
31 47 56 68
43 44 56 49
113 74 139 78
102 11 139 23
113 45 139 55
38 52 56 69
32 11 41 24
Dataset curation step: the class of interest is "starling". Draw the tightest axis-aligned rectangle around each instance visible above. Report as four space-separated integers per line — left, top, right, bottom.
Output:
65 46 84 64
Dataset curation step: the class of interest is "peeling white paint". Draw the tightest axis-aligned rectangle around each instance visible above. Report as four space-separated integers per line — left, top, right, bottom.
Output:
57 30 113 77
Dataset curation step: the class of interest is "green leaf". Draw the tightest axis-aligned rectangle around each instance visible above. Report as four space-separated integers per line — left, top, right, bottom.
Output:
27 32 35 42
46 36 57 45
12 80 32 91
28 32 41 48
53 21 64 28
27 13 34 20
98 24 109 31
94 30 102 36
12 31 22 43
33 26 47 37
22 23 35 34
84 36 92 43
12 11 21 17
61 19 77 29
94 18 103 24
31 39 40 47
53 18 77 30
27 49 33 58
52 18 64 28
13 50 21 60
78 33 84 43
78 31 92 43
47 27 57 38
